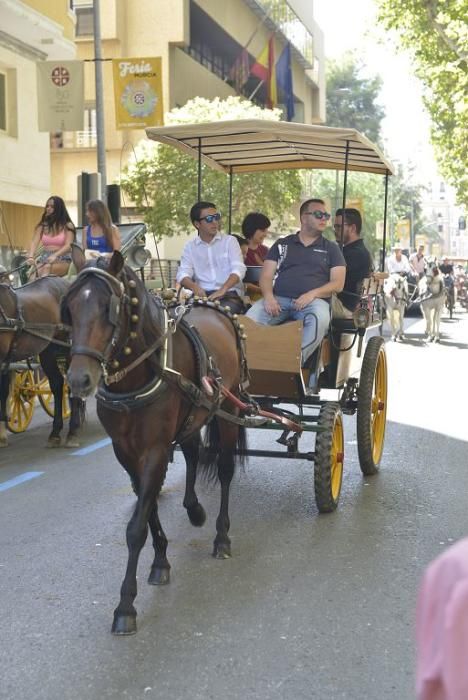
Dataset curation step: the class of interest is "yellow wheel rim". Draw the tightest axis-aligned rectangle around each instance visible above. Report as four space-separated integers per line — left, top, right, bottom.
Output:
36 369 71 419
370 348 387 464
7 371 35 433
331 412 344 501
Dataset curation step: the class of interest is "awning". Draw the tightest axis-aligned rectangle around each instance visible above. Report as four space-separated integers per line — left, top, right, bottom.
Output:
146 119 394 176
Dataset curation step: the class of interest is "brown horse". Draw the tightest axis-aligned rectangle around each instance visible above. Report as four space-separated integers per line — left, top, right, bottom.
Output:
0 277 85 447
64 249 246 635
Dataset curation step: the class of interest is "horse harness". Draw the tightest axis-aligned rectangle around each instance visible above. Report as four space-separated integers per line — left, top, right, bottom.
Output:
69 267 302 439
0 284 70 369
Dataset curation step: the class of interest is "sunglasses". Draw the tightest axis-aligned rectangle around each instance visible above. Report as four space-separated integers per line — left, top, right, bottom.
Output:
304 210 331 221
199 213 221 223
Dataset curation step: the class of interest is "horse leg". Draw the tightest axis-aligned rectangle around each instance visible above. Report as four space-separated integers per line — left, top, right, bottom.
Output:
212 422 237 560
112 447 169 635
39 348 64 446
399 305 405 338
421 305 430 338
64 396 86 448
147 507 171 586
0 372 9 447
181 432 206 527
434 306 442 341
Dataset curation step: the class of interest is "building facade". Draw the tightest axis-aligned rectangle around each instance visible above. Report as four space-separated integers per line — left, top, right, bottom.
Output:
0 0 76 258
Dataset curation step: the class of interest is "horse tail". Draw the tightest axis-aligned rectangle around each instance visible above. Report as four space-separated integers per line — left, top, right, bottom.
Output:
198 418 247 482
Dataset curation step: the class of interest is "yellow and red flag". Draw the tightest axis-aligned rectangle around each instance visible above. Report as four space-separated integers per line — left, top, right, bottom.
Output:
250 36 277 108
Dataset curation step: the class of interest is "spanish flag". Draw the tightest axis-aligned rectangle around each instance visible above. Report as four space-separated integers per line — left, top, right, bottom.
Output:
250 35 277 109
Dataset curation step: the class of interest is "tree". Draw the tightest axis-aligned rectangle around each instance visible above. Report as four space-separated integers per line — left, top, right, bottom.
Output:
325 55 386 143
376 0 468 205
121 97 302 239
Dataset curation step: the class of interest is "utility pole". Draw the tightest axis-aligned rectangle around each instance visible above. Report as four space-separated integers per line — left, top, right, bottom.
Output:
93 0 107 200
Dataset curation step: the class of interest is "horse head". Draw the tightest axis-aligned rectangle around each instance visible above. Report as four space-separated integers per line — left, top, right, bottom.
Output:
386 273 408 302
64 249 147 398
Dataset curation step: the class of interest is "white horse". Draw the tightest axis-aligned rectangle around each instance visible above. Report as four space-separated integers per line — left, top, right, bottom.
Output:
419 267 446 342
384 273 408 341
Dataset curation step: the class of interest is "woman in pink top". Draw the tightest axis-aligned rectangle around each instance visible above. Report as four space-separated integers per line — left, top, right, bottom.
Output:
27 196 75 277
416 537 468 699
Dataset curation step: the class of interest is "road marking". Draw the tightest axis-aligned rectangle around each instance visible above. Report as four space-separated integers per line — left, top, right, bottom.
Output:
72 437 112 456
0 471 44 492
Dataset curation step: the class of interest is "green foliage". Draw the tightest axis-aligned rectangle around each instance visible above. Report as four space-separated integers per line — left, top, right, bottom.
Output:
325 55 386 143
121 97 303 239
376 0 468 205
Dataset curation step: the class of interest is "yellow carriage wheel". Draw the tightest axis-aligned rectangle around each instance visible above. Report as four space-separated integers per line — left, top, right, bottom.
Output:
314 402 345 513
356 336 388 475
7 370 36 433
35 368 71 419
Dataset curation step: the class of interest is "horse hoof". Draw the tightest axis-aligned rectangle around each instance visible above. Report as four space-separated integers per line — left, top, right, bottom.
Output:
212 543 231 559
187 502 206 527
112 614 137 636
47 436 62 448
64 436 80 449
148 566 170 586
0 437 8 448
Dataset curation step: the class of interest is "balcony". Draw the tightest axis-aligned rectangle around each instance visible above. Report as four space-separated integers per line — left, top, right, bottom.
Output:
243 0 314 69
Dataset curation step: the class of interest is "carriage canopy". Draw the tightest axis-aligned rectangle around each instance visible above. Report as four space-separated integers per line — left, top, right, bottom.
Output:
146 119 395 176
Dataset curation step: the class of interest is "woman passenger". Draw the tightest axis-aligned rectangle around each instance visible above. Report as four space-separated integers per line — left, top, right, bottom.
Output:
27 196 75 277
241 212 271 300
242 212 270 266
83 199 121 258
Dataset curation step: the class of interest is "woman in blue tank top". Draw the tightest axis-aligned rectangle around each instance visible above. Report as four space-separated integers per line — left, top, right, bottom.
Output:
82 199 121 258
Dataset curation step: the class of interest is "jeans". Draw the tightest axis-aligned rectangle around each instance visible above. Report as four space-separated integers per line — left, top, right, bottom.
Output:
246 296 330 364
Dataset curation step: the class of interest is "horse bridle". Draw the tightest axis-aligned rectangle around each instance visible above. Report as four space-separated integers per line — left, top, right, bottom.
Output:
68 266 182 386
69 267 129 371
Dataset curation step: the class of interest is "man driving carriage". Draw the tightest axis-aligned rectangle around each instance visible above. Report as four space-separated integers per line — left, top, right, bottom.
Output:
176 201 246 314
386 245 411 275
332 208 373 319
246 198 346 384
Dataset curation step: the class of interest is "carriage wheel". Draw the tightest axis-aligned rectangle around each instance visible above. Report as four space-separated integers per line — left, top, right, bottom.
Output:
35 368 71 419
356 336 387 475
7 370 35 433
314 402 344 513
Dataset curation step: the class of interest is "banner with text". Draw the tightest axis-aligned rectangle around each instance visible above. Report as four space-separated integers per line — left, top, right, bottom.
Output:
37 61 84 132
112 57 163 129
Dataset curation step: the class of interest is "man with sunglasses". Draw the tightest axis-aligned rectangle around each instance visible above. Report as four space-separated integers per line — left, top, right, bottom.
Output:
332 208 373 318
247 198 346 385
176 201 246 313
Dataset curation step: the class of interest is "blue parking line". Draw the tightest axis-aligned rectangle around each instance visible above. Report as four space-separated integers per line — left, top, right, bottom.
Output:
71 437 112 456
0 471 44 493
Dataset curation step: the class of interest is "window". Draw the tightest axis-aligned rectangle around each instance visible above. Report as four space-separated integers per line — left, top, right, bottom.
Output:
0 72 6 132
76 6 94 36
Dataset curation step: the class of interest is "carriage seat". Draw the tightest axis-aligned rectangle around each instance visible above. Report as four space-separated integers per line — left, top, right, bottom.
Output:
330 275 385 334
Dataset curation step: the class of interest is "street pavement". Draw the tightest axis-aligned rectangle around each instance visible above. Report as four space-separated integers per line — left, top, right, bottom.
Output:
1 308 467 700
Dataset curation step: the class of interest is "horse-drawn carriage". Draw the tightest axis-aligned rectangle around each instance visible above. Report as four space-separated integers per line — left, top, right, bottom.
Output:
56 119 395 634
146 119 393 512
0 222 150 442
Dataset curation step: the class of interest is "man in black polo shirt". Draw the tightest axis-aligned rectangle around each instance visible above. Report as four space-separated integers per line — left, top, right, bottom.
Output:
332 208 373 318
246 198 346 368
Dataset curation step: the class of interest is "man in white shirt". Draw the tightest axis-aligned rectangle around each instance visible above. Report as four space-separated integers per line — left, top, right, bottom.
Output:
409 245 427 278
176 201 247 313
386 245 412 275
